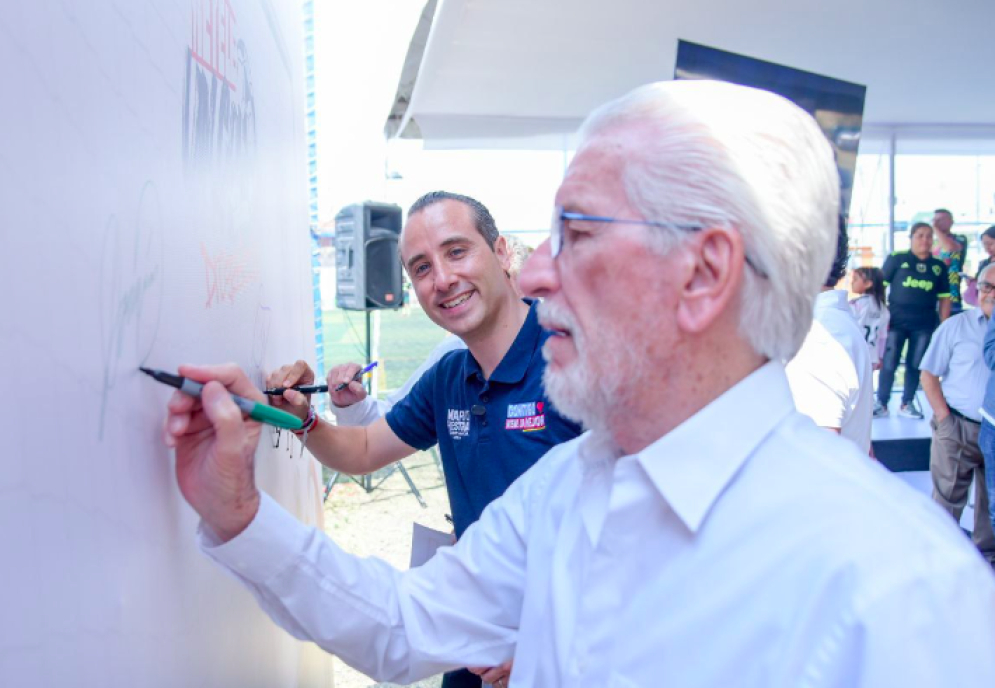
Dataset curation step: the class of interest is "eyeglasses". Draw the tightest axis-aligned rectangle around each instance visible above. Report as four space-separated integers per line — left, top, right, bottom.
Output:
551 206 768 278
980 281 995 295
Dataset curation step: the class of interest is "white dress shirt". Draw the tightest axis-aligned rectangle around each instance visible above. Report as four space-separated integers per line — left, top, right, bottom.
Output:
329 335 466 426
787 290 873 452
920 308 989 423
201 362 995 687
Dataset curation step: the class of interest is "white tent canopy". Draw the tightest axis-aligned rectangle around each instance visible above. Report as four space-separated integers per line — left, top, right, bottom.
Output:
388 0 995 148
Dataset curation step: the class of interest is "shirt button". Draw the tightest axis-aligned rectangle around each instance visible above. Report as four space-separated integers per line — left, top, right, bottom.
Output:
481 395 490 403
482 420 488 426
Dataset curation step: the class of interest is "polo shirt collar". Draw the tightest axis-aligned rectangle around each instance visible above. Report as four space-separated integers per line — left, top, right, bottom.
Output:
634 361 795 534
463 300 541 383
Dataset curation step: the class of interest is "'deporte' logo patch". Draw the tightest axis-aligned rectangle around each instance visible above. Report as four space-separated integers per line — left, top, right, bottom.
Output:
505 401 546 431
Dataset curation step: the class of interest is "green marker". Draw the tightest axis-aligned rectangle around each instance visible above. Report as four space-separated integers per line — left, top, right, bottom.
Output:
140 367 303 431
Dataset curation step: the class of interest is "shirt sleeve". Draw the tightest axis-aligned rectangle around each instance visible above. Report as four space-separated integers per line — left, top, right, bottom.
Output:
199 482 531 684
786 328 849 430
881 254 897 285
985 314 995 371
385 337 466 409
329 396 390 427
936 261 951 297
384 364 441 451
918 319 951 377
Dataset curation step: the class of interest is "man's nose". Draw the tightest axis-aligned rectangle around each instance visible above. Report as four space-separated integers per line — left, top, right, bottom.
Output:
517 239 558 298
434 263 458 292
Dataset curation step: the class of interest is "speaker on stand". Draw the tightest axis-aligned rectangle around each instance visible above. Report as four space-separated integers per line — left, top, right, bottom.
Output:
327 202 425 507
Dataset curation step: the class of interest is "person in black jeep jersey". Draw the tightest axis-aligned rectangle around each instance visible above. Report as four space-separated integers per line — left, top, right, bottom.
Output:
875 222 951 419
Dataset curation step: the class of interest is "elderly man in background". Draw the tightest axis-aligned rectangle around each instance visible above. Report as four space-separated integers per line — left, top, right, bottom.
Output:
163 80 995 687
920 263 995 565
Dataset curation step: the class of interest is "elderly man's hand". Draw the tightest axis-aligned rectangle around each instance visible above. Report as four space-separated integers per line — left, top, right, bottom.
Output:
164 363 263 542
267 360 315 421
468 659 513 688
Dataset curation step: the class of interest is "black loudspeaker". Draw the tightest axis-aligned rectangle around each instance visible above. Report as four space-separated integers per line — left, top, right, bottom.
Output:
334 202 405 311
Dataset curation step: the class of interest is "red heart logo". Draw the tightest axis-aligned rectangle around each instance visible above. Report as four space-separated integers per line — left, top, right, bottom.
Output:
537 401 544 413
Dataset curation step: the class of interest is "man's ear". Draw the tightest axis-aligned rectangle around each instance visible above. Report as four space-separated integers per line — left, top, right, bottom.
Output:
493 235 512 273
676 228 745 334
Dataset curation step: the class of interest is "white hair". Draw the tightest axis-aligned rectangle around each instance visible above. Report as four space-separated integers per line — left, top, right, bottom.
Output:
505 234 533 277
577 80 840 360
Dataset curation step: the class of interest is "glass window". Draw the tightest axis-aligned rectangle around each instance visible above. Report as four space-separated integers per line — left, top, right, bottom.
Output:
895 139 995 274
850 134 995 275
849 137 891 267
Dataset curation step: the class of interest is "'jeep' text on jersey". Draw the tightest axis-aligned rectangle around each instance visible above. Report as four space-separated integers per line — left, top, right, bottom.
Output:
881 250 950 330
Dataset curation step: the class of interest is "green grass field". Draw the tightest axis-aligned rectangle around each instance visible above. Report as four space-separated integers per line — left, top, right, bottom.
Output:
321 305 451 397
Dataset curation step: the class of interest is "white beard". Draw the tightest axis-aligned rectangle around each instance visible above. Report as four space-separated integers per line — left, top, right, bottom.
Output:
539 300 635 433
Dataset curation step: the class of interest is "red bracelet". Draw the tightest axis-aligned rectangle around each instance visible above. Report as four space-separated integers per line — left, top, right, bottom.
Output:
292 406 318 436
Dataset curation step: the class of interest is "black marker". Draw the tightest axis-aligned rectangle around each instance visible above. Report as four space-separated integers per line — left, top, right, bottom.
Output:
264 384 330 395
264 361 378 395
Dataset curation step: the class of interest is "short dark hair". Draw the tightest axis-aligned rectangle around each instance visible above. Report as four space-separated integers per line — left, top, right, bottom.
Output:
407 191 499 249
982 225 995 241
910 221 932 238
825 215 849 286
934 208 953 219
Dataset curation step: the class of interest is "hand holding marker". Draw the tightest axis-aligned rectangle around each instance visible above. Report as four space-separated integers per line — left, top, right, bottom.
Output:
141 367 303 430
263 361 378 395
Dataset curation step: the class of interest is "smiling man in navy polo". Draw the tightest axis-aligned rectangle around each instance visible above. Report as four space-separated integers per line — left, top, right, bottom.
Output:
268 191 581 688
387 279 567 541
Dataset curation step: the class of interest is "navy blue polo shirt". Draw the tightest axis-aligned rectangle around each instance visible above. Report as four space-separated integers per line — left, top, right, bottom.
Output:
385 301 583 538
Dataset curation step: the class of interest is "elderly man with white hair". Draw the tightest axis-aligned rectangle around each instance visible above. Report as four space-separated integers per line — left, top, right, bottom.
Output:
162 80 995 687
920 263 995 566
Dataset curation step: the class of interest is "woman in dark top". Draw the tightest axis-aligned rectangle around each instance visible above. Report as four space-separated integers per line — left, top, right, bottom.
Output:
875 222 951 419
977 225 995 280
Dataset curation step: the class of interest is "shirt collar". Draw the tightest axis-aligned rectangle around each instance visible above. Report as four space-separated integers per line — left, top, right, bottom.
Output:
634 361 795 534
464 300 541 383
814 289 848 317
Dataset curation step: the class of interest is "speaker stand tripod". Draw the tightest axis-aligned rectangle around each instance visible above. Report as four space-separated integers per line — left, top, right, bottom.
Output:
323 310 427 508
